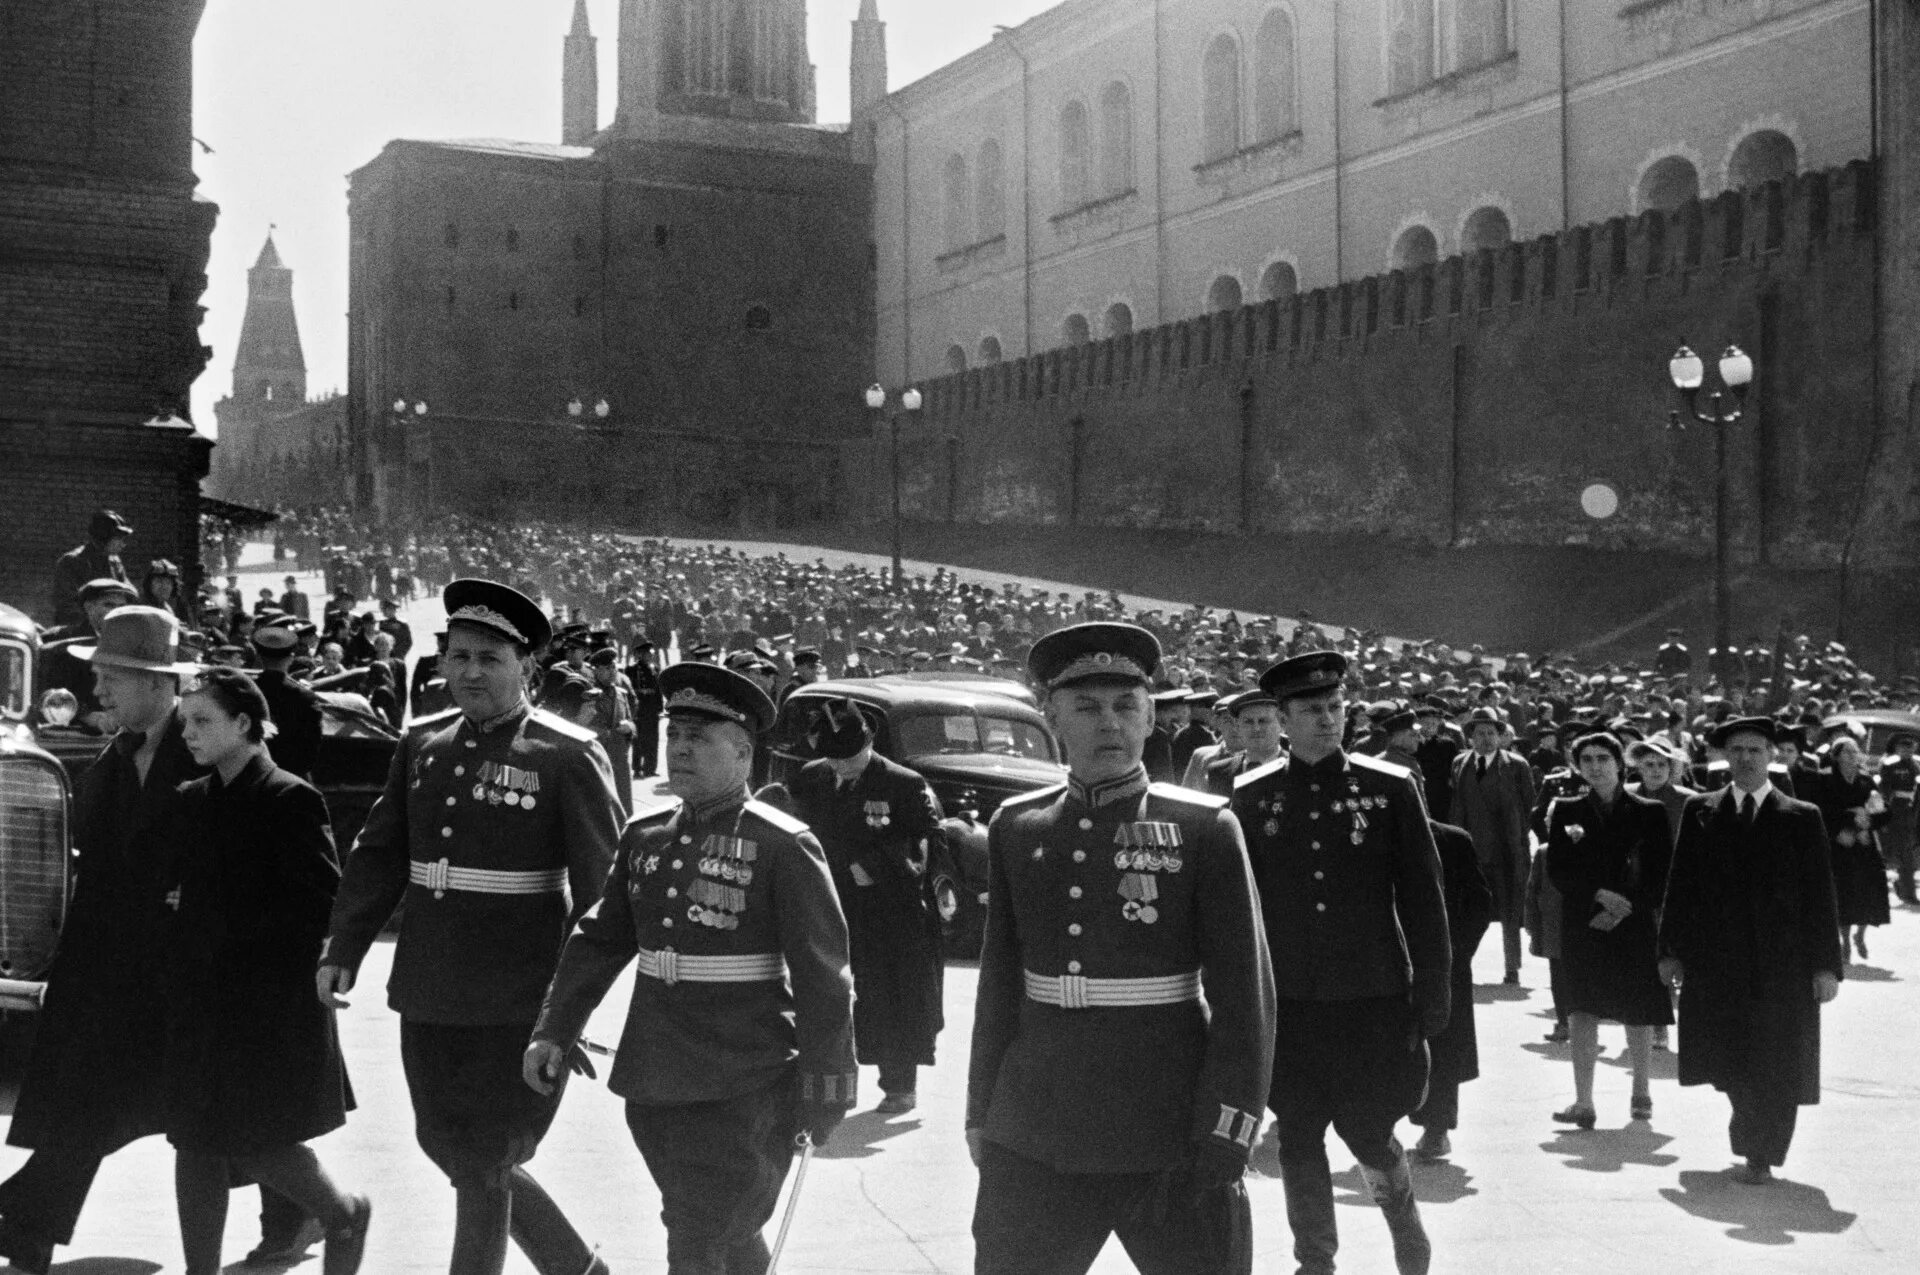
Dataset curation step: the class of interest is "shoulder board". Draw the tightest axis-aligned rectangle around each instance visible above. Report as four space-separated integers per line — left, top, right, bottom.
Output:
1547 793 1583 809
1350 753 1413 781
527 708 599 743
625 802 680 832
1768 763 1791 776
996 783 1066 811
409 706 463 735
1706 759 1729 771
743 800 811 837
1149 782 1229 810
1234 756 1288 790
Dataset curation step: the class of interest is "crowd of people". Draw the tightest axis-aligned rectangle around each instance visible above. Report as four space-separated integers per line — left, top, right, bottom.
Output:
5 504 1912 1275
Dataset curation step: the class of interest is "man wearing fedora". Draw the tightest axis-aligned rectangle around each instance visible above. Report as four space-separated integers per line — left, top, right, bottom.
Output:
1450 705 1537 985
1659 716 1842 1185
319 579 624 1275
0 608 203 1271
36 578 140 733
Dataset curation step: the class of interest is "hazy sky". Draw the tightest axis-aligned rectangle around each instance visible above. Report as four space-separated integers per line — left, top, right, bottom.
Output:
190 0 1057 433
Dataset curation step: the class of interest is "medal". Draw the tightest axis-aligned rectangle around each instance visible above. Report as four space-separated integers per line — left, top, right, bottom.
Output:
522 796 536 810
504 791 521 807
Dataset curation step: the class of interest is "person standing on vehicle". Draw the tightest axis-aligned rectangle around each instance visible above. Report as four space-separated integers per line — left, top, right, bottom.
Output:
47 509 132 628
789 697 946 1113
316 579 622 1275
0 608 204 1273
969 622 1275 1275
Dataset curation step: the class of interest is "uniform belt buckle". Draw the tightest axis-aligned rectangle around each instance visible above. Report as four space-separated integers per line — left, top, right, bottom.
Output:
425 857 450 898
1059 973 1089 1010
657 948 679 986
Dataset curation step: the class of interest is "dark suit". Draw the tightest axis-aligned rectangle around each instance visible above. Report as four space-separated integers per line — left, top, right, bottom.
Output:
258 668 323 780
1659 786 1842 1168
1410 822 1492 1136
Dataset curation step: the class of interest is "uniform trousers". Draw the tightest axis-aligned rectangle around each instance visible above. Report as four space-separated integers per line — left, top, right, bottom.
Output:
399 1020 590 1275
973 1141 1252 1275
0 1147 101 1246
1727 1080 1799 1169
624 1074 797 1275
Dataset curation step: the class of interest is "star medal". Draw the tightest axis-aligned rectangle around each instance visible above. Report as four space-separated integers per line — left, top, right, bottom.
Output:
1118 872 1159 923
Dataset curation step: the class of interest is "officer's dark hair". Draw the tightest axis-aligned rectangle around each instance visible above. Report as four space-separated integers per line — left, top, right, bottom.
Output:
1569 731 1626 771
187 665 274 744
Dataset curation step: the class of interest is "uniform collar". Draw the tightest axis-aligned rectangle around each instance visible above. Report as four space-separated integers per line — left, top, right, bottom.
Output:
465 699 531 736
1067 764 1149 809
1287 748 1347 780
686 785 752 824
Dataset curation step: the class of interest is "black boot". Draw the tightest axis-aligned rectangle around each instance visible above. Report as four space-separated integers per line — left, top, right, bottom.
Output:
1359 1144 1431 1275
1277 1151 1339 1275
507 1168 595 1275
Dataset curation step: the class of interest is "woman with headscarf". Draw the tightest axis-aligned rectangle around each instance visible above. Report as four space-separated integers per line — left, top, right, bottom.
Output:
140 558 193 626
1813 736 1890 960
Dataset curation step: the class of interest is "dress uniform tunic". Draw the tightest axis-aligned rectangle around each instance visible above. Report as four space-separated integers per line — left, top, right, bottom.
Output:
323 701 621 1198
969 769 1275 1275
534 791 856 1275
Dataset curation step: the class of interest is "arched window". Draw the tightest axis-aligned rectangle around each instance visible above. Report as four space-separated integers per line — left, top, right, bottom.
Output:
946 344 969 375
1387 0 1436 96
1392 225 1439 270
1059 100 1091 210
1254 10 1298 143
1460 205 1512 254
684 0 731 95
1638 156 1700 214
978 335 1004 366
1260 260 1298 300
1100 83 1134 195
977 140 1006 240
1202 35 1242 163
943 153 972 252
1063 314 1091 346
1106 302 1135 338
1208 275 1244 313
1727 130 1798 190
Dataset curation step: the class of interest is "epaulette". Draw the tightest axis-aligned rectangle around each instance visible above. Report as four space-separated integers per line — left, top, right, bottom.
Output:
1350 753 1414 781
1233 756 1288 790
743 799 811 837
409 706 462 735
1149 782 1229 810
527 707 598 743
996 783 1066 810
625 802 679 832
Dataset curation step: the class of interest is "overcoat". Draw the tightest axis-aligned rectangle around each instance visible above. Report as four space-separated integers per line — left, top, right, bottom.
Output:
1428 821 1492 1089
790 753 945 1065
1809 768 1890 928
164 755 353 1154
8 713 202 1152
1545 790 1674 1025
1449 748 1537 928
1659 787 1841 1106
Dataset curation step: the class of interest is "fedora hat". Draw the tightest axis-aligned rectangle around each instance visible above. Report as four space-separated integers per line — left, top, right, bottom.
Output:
70 605 204 676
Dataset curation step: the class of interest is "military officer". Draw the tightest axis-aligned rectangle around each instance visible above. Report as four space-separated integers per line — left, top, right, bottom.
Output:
1144 687 1186 783
1654 628 1693 680
252 622 323 780
789 697 946 1113
318 579 622 1275
1880 733 1919 903
1231 651 1450 1275
1204 689 1284 797
969 623 1275 1275
527 662 856 1275
1378 709 1427 809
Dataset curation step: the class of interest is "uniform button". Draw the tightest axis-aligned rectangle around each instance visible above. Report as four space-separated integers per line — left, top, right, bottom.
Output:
663 917 674 928
667 888 678 898
1310 784 1320 792
441 827 452 838
1316 902 1327 912
465 740 476 749
446 797 456 807
1067 960 1082 974
1068 923 1083 936
1073 851 1086 863
454 765 465 776
1069 886 1083 899
672 860 683 870
680 835 693 844
1312 842 1322 851
1078 818 1093 831
1314 871 1325 880
1309 812 1320 820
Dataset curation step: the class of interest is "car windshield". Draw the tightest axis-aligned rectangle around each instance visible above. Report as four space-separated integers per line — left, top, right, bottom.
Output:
0 641 27 719
897 710 1053 761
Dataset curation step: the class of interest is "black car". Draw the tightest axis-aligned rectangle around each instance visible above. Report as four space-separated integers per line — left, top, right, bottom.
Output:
769 676 1064 956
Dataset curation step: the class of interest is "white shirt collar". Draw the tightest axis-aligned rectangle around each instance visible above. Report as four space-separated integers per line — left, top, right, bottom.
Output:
1731 778 1774 808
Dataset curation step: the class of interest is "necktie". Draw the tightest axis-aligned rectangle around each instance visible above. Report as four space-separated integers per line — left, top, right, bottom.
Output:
1477 758 1489 780
1742 794 1757 825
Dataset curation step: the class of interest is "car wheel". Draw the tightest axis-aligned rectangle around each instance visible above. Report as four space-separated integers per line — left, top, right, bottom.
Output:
933 871 984 959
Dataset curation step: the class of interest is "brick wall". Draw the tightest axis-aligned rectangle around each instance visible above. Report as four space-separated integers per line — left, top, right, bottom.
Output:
846 163 1900 573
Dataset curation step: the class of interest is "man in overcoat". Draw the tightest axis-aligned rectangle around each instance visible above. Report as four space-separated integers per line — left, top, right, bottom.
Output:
1659 716 1842 1184
318 579 623 1275
969 623 1275 1275
1231 651 1450 1275
1408 820 1493 1161
47 509 132 628
1450 706 1537 984
789 697 946 1112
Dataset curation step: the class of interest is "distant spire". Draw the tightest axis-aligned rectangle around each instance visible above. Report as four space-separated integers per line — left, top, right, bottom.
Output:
234 232 305 404
563 0 599 145
253 229 283 270
570 0 591 36
859 0 879 19
851 0 888 122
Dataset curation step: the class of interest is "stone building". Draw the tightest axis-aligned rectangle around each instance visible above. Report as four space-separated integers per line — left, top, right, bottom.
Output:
867 0 1872 384
210 234 351 507
346 0 873 525
0 0 218 620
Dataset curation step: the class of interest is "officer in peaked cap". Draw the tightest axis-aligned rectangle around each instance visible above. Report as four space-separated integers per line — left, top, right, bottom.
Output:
529 661 855 1275
319 577 621 1275
252 621 323 780
1230 650 1449 1275
968 622 1275 1275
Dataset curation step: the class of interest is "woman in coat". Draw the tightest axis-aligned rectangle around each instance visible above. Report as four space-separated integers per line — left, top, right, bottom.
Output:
1813 736 1890 959
1544 732 1674 1129
169 668 370 1275
1627 738 1698 1050
1409 820 1494 1161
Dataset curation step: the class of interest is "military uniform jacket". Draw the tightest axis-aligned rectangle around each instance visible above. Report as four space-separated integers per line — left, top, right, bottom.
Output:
968 771 1276 1175
323 702 623 1026
1232 750 1450 1003
534 793 857 1108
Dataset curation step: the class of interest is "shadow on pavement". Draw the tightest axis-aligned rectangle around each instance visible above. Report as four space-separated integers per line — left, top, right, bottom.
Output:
1472 984 1533 1005
1659 1169 1857 1245
1843 963 1899 982
1538 1125 1679 1173
50 1261 162 1274
1328 1162 1479 1207
816 1109 924 1160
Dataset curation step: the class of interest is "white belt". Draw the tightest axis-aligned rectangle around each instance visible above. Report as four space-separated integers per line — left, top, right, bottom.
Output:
1023 970 1203 1010
409 859 567 898
638 946 785 987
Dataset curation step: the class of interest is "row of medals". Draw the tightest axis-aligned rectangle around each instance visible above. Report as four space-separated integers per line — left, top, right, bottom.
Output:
1115 824 1183 925
472 760 540 810
690 835 756 930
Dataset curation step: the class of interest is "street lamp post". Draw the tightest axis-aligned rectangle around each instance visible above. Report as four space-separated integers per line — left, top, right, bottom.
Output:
1666 343 1754 660
866 384 922 591
390 398 429 522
